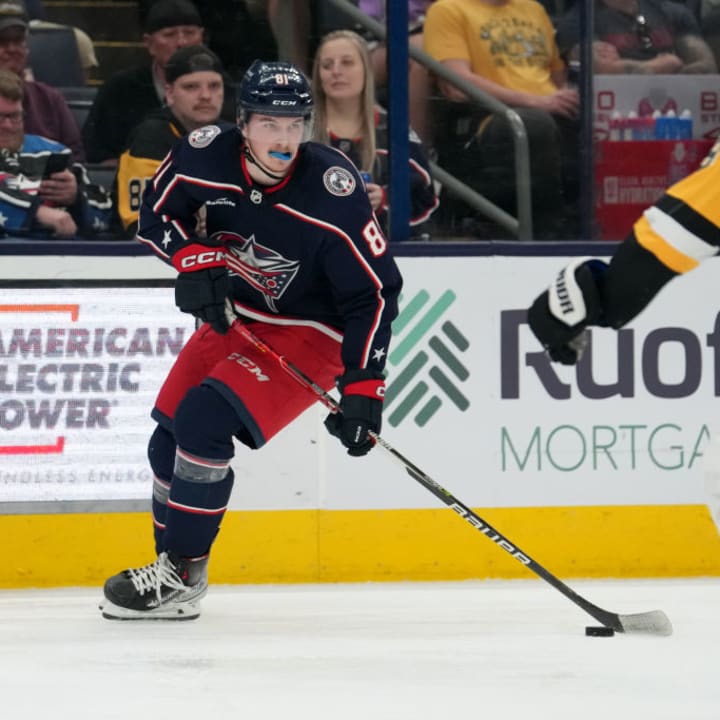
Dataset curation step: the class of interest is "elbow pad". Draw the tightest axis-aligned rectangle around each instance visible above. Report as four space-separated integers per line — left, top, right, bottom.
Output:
600 236 679 328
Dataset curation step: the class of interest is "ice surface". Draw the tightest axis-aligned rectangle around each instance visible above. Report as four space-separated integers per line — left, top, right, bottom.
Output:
0 578 716 719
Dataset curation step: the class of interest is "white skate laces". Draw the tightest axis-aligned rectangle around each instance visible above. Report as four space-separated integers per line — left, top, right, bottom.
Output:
126 552 187 604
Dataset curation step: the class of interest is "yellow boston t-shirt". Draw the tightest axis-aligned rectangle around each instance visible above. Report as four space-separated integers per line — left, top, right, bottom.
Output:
424 0 565 96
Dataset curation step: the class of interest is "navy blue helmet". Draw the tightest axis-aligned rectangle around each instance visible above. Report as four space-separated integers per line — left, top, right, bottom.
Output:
238 60 313 119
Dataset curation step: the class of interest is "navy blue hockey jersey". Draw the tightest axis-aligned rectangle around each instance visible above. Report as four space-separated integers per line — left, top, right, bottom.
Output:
137 125 403 374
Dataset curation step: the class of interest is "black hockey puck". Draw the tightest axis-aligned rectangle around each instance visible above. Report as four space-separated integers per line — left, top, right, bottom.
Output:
585 625 615 637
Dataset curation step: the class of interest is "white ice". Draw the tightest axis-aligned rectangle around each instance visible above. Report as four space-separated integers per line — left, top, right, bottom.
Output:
0 578 716 719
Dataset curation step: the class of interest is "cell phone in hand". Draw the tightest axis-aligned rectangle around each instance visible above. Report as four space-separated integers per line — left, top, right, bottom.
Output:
42 153 71 178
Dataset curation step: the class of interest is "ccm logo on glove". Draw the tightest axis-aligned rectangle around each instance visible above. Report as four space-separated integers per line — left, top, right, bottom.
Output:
344 380 386 399
172 243 226 271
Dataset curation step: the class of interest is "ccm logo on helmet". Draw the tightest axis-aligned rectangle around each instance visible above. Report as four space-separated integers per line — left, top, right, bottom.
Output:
272 100 298 106
179 250 224 269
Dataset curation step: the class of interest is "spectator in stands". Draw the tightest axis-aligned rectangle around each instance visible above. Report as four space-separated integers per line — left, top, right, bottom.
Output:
556 0 717 73
115 44 226 235
312 29 438 237
0 69 111 237
139 0 279 80
424 0 579 240
83 0 234 165
0 0 84 160
294 2 434 142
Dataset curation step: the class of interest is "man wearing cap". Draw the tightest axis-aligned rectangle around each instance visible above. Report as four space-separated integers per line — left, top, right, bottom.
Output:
0 0 84 160
83 0 235 165
115 44 227 234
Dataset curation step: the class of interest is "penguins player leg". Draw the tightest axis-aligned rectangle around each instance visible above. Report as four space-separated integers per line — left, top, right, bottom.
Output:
101 385 242 620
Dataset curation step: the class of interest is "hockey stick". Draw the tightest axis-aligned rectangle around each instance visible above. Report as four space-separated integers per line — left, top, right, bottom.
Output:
231 319 672 636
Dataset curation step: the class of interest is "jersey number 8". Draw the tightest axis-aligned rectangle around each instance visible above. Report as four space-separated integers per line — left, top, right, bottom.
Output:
362 218 387 257
129 177 150 211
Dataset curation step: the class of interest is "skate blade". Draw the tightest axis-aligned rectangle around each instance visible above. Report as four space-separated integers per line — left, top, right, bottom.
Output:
99 599 201 621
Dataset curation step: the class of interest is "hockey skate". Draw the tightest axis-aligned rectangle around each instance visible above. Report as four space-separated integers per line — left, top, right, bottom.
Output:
100 552 208 620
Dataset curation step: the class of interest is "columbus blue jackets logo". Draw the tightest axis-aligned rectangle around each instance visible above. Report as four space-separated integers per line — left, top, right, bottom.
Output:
213 231 299 313
323 166 356 197
189 125 221 148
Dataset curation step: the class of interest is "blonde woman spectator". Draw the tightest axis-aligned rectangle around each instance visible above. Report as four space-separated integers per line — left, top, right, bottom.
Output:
312 29 438 237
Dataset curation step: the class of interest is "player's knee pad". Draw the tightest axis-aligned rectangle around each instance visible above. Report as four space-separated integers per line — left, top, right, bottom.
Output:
147 424 175 481
174 384 242 460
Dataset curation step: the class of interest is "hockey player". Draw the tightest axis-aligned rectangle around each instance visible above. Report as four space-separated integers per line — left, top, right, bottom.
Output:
526 140 720 364
100 60 403 620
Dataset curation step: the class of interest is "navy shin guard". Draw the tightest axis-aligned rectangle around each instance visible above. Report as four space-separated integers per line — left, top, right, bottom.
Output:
162 466 235 557
160 385 242 558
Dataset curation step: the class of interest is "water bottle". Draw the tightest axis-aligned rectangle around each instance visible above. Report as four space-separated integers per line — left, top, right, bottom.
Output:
629 112 654 140
625 111 638 141
609 111 623 141
677 109 693 140
639 116 655 140
654 112 671 140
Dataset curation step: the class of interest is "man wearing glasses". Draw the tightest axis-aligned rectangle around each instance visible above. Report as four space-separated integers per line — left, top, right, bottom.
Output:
556 0 717 74
0 68 110 237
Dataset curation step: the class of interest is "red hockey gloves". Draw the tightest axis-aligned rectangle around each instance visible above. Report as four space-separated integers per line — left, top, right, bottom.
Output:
527 258 608 365
324 369 385 457
175 267 232 334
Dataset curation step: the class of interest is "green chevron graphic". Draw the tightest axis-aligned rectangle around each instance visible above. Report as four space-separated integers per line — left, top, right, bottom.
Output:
385 289 470 428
